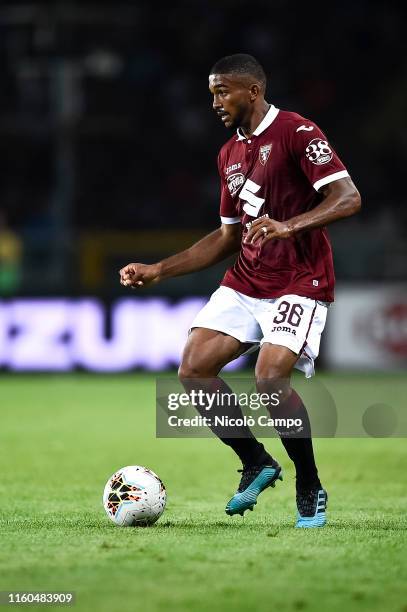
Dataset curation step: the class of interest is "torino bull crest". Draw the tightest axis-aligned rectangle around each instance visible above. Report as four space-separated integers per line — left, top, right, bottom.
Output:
259 143 272 165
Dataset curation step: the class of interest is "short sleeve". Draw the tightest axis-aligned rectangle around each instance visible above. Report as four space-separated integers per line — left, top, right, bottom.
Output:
217 152 241 224
290 121 349 191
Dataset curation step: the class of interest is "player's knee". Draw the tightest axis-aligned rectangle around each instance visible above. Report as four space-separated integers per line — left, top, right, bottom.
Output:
255 362 290 400
255 364 285 385
178 362 200 380
178 358 214 380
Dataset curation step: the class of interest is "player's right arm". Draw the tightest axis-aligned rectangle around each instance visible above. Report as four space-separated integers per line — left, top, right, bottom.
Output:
119 222 242 288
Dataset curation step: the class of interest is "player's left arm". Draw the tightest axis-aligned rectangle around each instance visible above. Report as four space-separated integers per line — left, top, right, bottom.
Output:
245 176 361 244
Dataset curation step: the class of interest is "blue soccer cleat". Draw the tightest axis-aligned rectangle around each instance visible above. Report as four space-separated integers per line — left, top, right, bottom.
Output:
225 463 283 516
296 488 328 528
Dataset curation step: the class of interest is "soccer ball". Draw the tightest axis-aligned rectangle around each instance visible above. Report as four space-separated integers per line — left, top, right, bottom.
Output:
103 465 167 527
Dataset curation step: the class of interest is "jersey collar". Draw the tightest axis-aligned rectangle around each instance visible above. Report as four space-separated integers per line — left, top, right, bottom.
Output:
236 104 279 141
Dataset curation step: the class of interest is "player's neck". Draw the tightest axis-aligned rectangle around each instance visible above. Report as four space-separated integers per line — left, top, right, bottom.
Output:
240 101 271 138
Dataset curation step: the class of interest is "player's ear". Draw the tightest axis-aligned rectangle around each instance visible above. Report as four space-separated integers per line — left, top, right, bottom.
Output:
249 84 260 101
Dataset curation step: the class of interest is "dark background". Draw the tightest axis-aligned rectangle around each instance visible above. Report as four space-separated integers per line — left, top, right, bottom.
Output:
0 0 406 296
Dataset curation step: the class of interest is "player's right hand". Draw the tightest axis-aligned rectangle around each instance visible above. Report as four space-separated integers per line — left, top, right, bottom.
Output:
119 262 161 288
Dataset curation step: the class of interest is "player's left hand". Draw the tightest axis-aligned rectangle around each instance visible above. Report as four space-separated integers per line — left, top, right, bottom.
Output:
244 214 293 245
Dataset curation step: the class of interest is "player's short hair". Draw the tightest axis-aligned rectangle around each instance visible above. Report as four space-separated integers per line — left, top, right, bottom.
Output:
210 53 266 89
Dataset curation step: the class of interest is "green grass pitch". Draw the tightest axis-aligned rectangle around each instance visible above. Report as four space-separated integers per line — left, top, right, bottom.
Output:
0 373 406 612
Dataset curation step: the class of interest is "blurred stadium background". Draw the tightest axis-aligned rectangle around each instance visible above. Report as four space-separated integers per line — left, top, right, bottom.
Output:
0 0 406 372
0 4 406 611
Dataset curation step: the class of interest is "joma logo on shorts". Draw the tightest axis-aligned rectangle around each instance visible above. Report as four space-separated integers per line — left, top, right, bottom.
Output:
271 325 297 335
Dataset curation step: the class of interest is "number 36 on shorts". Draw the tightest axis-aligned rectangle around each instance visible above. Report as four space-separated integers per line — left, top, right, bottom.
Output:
258 294 328 364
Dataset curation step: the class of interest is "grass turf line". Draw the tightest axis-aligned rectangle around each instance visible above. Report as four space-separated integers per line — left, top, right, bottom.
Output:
0 373 406 612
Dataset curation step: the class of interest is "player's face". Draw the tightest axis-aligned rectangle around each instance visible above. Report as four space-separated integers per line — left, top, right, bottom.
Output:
209 74 252 129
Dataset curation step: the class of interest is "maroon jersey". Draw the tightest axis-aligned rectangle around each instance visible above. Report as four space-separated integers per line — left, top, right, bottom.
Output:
218 105 350 301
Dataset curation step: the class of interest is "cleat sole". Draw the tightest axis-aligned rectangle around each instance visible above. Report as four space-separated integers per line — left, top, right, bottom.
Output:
271 475 283 488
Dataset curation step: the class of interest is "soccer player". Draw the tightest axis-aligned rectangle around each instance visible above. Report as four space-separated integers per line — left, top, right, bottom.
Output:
120 54 361 528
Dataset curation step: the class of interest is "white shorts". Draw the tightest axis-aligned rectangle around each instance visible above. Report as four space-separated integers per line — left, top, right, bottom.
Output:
190 286 328 378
